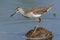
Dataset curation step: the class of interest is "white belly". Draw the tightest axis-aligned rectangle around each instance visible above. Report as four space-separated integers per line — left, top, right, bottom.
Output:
26 12 41 18
32 14 41 17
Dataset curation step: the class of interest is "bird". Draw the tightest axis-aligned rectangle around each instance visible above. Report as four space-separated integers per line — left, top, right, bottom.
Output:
10 5 53 37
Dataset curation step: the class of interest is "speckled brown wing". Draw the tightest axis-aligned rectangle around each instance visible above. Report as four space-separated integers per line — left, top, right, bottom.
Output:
32 5 52 15
25 5 52 15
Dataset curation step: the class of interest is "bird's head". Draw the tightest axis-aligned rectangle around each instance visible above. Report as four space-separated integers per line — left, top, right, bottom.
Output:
10 7 24 17
16 7 23 13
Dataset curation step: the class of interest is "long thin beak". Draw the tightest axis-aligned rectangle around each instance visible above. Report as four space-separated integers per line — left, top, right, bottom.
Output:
10 12 16 17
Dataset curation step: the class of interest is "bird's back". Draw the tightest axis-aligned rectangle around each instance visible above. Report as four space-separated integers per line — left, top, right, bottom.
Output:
25 5 53 15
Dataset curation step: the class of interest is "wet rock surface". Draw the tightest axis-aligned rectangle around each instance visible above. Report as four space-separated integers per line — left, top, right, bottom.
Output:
25 27 53 40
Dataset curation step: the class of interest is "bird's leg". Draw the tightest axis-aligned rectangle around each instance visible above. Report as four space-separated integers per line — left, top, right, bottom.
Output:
30 18 41 37
36 18 41 28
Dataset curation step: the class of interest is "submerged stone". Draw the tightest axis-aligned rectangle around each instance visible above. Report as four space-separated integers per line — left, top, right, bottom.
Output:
25 27 53 40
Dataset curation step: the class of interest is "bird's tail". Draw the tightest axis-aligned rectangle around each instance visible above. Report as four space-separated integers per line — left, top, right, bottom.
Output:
45 4 54 12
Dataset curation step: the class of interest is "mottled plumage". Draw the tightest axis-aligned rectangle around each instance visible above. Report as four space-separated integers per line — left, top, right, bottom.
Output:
10 5 53 19
21 5 52 18
25 5 52 14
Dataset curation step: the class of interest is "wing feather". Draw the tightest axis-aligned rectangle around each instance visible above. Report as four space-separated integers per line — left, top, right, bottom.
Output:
25 5 53 15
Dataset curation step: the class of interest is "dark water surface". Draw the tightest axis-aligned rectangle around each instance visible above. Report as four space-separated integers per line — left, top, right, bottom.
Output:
0 0 60 40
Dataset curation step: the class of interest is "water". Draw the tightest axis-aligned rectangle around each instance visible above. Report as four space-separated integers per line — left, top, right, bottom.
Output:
0 0 60 40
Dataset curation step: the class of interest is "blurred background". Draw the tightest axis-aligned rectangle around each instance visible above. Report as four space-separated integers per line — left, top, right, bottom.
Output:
0 0 60 40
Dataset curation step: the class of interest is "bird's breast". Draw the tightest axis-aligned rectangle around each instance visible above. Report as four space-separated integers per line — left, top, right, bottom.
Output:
26 12 41 18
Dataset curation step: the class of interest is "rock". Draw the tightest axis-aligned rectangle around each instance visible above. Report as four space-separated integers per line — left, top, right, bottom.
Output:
25 27 53 40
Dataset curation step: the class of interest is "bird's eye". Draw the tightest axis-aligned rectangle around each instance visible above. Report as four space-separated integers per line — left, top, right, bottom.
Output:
17 9 19 11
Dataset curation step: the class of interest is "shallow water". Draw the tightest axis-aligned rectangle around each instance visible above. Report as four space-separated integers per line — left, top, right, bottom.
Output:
0 0 60 40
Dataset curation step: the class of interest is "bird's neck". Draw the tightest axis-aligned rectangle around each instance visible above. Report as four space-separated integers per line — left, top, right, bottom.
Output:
19 8 25 15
